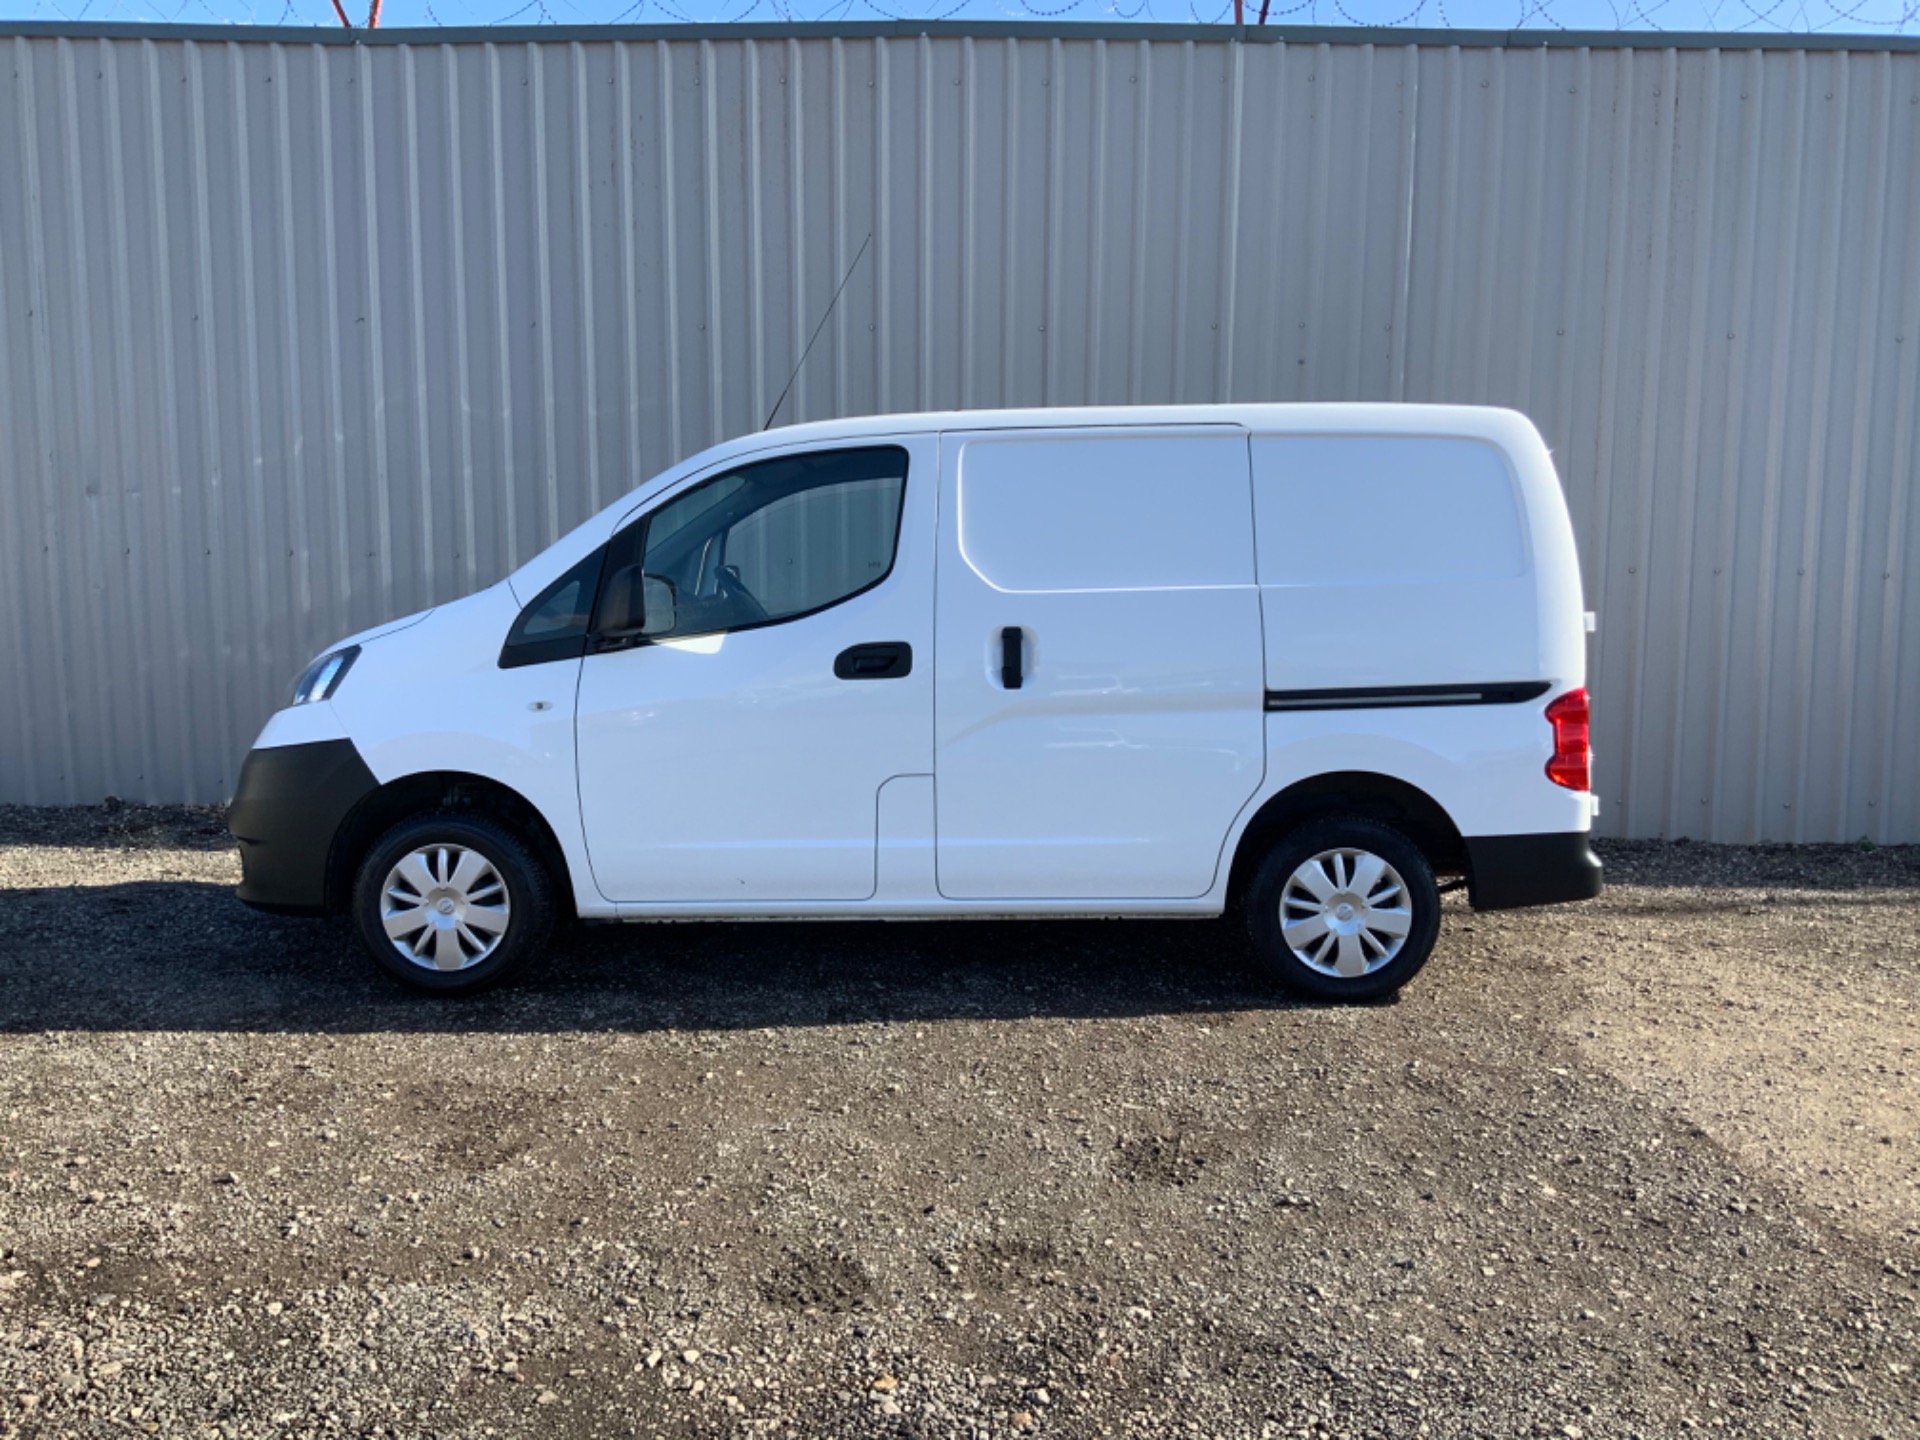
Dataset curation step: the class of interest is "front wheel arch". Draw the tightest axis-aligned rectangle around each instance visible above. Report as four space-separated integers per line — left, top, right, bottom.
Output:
325 771 577 920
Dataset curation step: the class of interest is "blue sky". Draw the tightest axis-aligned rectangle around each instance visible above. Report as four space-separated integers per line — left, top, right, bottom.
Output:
6 0 1915 39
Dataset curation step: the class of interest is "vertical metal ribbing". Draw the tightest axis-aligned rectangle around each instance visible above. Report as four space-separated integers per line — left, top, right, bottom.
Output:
1705 48 1766 842
701 37 723 444
101 36 162 799
1510 46 1550 418
1546 47 1593 486
1870 62 1920 844
3 32 1918 831
1042 36 1063 407
1785 52 1849 840
403 44 435 607
874 36 891 416
1340 45 1373 400
746 40 767 428
17 38 82 800
1387 43 1417 402
485 44 519 574
276 48 309 681
1654 49 1722 841
1215 39 1242 401
1303 43 1331 402
1000 36 1019 409
1615 49 1679 837
1745 49 1806 840
1585 46 1635 826
571 41 600 516
446 44 478 596
1425 47 1463 398
960 36 976 411
317 44 354 636
55 38 117 799
227 42 277 736
617 43 641 494
1258 42 1290 400
187 40 239 793
916 35 932 411
1084 38 1108 405
1126 38 1149 405
1827 51 1894 838
830 36 847 418
1469 48 1507 402
354 43 394 619
0 43 50 798
784 36 804 426
656 41 681 461
1168 41 1195 404
529 42 560 545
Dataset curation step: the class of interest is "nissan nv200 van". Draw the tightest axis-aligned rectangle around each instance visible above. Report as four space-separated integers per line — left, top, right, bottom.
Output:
228 405 1601 1001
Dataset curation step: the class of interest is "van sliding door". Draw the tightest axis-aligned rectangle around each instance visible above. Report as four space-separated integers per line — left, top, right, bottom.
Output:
932 428 1265 900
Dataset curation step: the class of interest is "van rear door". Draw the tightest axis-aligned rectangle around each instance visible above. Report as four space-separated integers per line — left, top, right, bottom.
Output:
932 428 1264 900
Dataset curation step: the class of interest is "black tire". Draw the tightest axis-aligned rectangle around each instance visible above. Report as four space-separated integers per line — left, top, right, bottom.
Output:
350 811 555 995
1244 816 1441 1002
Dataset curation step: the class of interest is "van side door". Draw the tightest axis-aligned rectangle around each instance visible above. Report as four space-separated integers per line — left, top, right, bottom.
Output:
574 437 935 903
932 427 1265 900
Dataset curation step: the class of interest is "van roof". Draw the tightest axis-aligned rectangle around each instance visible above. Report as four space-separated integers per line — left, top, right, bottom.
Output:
749 402 1534 451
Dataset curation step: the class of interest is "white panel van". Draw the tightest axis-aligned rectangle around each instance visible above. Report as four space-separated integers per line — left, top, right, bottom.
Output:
229 406 1601 1001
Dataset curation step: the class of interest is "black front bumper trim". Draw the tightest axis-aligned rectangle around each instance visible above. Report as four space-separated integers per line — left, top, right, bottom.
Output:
1465 831 1604 911
228 738 378 915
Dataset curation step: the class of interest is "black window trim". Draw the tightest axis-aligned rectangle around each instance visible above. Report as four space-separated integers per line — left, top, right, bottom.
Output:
587 443 911 653
497 546 610 670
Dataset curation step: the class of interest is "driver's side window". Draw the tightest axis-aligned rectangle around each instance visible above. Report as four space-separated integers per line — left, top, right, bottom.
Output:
593 445 908 645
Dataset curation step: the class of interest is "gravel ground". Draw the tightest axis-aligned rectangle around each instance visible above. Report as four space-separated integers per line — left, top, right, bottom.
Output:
1 805 1916 1440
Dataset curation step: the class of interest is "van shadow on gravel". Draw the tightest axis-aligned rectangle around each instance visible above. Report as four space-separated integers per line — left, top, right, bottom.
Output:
0 878 1331 1035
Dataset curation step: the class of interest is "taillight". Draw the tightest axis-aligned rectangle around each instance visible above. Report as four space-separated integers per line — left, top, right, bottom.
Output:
1545 688 1591 791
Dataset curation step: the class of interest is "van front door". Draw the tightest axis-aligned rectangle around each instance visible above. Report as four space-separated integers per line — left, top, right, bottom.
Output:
574 439 934 903
933 429 1266 900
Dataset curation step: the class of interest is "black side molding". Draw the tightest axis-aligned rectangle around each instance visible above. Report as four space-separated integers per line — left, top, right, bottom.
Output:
228 738 379 915
1465 831 1604 911
1265 681 1552 712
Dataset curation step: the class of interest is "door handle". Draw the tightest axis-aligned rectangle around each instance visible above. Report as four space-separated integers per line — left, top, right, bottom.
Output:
834 641 913 680
1000 626 1024 690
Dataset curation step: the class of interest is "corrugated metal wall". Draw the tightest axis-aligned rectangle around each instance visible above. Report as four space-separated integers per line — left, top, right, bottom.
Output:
1 22 1916 839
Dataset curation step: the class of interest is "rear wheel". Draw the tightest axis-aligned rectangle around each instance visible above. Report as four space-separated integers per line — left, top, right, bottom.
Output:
1245 816 1441 1001
351 812 554 995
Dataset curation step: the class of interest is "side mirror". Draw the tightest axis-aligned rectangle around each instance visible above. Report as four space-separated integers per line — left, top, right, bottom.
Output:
639 574 676 637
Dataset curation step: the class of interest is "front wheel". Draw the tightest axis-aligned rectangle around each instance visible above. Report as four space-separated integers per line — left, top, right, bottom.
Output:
351 812 554 995
1245 817 1441 1002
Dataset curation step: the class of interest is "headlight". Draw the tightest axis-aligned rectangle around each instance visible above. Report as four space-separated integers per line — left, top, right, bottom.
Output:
290 645 360 705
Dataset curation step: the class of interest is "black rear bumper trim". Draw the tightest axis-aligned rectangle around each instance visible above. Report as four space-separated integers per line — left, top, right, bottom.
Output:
228 738 378 915
1465 830 1604 911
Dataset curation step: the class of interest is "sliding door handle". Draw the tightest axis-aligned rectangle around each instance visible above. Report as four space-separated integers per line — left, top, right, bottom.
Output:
1000 626 1024 690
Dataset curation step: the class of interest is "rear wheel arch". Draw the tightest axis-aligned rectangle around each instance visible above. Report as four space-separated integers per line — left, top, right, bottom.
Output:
1226 771 1466 907
325 771 576 919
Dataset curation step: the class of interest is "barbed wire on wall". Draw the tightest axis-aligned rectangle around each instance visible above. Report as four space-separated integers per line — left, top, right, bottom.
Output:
13 0 1919 39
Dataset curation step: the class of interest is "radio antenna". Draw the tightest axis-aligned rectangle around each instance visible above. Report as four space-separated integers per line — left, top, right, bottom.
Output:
764 232 872 431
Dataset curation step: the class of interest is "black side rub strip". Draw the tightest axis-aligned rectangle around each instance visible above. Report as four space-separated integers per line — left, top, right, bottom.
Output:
1265 680 1553 712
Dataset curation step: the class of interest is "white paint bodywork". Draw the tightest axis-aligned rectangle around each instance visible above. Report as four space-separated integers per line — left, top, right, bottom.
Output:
242 404 1590 922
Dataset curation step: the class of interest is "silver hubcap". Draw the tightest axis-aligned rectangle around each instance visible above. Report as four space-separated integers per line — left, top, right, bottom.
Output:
380 844 511 972
1280 847 1414 979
